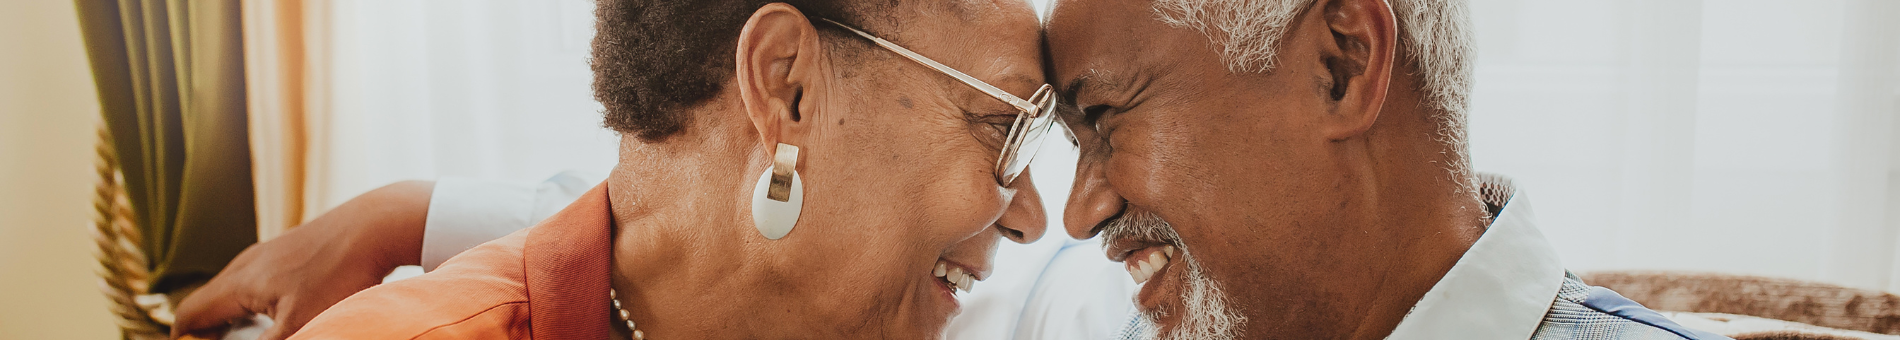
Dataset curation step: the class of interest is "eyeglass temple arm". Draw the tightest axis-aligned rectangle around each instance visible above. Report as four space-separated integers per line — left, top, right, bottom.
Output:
818 18 1041 113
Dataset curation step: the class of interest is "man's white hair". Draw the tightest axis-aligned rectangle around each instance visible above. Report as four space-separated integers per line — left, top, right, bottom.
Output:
1152 0 1475 183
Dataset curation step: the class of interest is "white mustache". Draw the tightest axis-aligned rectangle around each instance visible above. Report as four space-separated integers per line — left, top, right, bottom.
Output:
1100 211 1183 249
1100 211 1246 340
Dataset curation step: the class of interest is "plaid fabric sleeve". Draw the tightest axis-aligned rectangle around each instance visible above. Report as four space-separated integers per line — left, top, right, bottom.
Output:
1532 273 1734 340
1115 309 1151 340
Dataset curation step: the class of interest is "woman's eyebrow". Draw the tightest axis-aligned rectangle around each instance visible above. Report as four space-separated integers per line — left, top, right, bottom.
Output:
998 73 1044 93
964 104 1018 118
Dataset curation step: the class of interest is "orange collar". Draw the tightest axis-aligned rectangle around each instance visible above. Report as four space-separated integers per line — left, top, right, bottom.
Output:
522 183 615 339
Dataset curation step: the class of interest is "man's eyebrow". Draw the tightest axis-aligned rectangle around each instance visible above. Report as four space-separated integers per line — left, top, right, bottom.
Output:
1056 73 1102 121
1059 70 1120 104
1060 75 1089 101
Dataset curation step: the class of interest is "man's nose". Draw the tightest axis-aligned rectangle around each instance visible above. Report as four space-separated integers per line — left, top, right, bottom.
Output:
1064 158 1120 239
995 170 1048 244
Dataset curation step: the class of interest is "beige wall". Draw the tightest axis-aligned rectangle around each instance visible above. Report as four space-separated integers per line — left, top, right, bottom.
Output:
0 1 121 338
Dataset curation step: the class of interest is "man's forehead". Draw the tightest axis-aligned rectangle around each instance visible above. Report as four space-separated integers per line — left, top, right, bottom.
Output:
1046 0 1155 96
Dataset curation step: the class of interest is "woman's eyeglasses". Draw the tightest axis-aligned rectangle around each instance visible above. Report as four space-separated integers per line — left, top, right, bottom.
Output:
819 18 1059 188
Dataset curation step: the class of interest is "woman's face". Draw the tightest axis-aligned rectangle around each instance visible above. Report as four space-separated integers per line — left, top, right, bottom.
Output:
782 2 1049 338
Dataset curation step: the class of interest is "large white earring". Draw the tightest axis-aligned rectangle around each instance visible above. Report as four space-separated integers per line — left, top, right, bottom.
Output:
751 143 803 240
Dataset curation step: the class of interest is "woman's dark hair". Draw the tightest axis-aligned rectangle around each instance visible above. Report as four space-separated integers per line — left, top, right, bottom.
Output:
592 0 895 141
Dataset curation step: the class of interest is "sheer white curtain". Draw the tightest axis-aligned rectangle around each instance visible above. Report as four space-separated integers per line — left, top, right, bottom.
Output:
1465 0 1900 291
305 0 616 213
306 0 1900 295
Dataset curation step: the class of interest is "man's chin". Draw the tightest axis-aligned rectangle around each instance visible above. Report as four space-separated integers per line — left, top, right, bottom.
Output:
1134 252 1245 340
1134 262 1187 330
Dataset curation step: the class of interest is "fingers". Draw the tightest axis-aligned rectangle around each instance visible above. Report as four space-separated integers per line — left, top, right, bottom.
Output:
170 278 255 338
259 319 294 340
263 300 321 340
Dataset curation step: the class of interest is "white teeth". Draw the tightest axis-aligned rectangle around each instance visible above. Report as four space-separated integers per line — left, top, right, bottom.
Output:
949 266 964 291
935 260 977 293
1125 247 1174 285
1132 258 1147 281
1127 258 1148 284
1149 250 1171 281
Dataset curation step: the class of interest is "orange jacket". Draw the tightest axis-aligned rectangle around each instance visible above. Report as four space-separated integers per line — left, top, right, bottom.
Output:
292 184 615 339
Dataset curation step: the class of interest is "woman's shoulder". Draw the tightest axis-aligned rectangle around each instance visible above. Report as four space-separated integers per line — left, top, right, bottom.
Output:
290 230 536 339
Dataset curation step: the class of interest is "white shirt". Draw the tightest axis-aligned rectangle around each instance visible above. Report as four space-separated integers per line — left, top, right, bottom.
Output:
419 171 598 271
1385 188 1568 340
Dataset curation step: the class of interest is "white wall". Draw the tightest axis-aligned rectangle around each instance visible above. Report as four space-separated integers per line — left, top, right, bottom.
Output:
0 1 122 338
1464 0 1900 291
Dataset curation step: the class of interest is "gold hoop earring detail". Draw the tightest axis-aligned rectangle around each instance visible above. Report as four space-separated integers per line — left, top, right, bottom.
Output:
751 143 803 239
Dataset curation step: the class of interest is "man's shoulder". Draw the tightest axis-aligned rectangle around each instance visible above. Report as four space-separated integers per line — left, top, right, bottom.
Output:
291 230 536 339
1532 274 1733 340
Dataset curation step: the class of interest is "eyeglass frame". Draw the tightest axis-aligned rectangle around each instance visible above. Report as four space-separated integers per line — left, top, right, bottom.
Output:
817 18 1059 188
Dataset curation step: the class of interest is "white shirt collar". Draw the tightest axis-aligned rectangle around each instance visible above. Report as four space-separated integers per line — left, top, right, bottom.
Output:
1385 176 1567 340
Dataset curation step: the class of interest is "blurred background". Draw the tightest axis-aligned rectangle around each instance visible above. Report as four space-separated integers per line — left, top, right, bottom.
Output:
3 0 1897 338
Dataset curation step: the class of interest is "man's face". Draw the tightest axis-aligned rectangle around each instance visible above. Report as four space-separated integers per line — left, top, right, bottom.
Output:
1048 0 1394 337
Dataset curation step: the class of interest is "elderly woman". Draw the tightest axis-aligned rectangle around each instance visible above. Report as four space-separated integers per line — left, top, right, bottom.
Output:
181 0 1056 338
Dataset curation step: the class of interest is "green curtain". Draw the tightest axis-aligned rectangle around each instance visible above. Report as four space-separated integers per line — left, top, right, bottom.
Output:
74 0 256 294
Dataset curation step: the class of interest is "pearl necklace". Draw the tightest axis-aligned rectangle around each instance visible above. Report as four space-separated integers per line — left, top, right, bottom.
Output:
609 289 649 340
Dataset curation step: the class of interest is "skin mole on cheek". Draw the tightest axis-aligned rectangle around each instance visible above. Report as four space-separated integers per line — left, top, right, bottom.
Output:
898 96 915 109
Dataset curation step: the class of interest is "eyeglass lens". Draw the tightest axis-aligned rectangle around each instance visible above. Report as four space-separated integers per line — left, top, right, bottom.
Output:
997 92 1059 186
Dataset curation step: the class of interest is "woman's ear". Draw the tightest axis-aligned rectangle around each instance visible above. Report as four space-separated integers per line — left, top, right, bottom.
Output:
1317 0 1397 141
736 3 825 148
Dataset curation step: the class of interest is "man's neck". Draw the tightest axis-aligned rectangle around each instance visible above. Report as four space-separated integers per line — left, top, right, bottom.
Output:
1344 108 1491 340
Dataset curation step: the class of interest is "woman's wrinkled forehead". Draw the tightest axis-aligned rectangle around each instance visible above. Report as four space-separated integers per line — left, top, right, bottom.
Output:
850 2 1047 104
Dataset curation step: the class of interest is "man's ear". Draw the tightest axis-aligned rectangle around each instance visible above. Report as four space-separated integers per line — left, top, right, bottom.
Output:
736 3 825 149
1317 0 1397 140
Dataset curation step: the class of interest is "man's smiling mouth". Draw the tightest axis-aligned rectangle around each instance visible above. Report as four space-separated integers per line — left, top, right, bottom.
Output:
1098 209 1191 313
1099 210 1182 285
1123 245 1176 284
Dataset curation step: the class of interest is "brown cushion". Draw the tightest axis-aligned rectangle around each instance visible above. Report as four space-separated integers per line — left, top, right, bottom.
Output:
1582 271 1900 335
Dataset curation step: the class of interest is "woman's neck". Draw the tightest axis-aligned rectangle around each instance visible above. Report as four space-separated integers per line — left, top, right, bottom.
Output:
601 126 805 338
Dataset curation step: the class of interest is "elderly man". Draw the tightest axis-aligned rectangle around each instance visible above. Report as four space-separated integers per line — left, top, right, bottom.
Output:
1046 0 1727 339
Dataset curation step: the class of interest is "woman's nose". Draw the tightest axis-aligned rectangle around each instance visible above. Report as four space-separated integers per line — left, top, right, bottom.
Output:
995 170 1048 244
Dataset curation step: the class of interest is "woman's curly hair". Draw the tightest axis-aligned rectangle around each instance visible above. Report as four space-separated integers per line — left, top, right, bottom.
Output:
591 0 895 141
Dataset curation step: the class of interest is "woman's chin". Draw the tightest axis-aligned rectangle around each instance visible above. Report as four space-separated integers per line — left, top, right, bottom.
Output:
883 274 961 339
930 274 963 317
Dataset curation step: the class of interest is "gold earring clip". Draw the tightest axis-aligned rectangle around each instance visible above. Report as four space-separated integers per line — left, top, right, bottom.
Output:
768 143 800 201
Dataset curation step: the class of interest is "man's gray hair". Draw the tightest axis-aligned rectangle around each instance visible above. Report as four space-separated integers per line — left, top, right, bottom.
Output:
1152 0 1475 185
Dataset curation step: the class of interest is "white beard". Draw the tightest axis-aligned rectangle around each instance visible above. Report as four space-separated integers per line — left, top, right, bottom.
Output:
1102 211 1246 340
1152 254 1244 340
